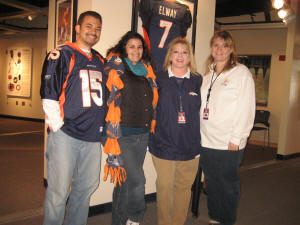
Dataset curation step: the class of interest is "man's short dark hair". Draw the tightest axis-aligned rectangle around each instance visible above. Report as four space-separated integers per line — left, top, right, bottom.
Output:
77 11 102 25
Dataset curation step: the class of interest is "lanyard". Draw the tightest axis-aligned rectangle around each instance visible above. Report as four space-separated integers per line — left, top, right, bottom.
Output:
205 69 220 109
175 77 185 112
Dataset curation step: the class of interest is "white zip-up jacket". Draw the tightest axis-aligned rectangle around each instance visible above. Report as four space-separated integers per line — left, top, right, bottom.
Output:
200 63 256 150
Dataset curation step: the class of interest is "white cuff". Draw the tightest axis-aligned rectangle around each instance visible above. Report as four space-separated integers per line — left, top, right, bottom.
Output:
42 99 64 132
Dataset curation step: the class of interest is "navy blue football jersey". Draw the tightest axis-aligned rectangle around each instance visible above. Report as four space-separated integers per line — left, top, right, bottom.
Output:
139 0 192 72
40 43 106 142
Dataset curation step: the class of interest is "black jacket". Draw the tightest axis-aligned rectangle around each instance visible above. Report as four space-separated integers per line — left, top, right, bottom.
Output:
120 62 153 129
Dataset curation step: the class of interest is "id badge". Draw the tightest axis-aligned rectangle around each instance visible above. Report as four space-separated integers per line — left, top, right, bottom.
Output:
203 108 209 120
178 112 186 124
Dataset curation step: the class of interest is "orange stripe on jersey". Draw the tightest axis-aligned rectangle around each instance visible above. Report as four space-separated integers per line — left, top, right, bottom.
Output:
66 42 93 61
59 53 75 119
142 28 151 54
96 54 104 64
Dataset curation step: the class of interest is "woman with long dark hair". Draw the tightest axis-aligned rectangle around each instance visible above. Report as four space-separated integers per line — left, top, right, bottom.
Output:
103 31 158 225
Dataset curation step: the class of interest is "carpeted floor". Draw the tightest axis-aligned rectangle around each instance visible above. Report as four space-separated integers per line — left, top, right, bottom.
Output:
1 117 299 225
242 143 277 166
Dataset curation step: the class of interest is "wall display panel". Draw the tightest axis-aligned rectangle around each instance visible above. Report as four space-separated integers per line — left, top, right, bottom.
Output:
132 0 198 71
238 55 271 106
6 48 33 98
55 0 78 47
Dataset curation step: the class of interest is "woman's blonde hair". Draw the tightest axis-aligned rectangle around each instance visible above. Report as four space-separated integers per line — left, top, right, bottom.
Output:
205 30 238 75
163 37 197 74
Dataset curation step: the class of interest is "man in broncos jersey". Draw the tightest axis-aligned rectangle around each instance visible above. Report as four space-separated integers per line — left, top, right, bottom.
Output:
40 11 105 225
139 0 192 72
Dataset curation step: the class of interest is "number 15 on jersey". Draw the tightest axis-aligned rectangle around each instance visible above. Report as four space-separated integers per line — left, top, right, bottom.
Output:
80 69 103 107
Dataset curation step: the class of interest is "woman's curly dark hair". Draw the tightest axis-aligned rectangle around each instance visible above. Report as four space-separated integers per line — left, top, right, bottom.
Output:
106 31 152 64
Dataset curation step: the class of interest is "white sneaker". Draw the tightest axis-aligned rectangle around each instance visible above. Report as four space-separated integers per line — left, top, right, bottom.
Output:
126 219 140 225
209 219 220 224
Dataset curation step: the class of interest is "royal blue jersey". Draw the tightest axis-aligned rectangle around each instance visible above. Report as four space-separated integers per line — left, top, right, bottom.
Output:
40 43 106 142
139 0 192 72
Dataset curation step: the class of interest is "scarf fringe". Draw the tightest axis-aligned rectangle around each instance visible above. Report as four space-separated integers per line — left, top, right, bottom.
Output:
103 163 127 187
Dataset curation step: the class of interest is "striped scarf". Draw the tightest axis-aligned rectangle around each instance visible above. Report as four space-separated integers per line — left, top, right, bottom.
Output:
103 52 158 187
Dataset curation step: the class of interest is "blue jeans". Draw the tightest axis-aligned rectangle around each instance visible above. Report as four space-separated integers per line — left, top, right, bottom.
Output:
111 133 148 225
200 147 244 225
43 129 101 225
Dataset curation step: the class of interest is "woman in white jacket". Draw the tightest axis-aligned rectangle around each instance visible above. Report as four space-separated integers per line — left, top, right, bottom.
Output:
200 30 255 225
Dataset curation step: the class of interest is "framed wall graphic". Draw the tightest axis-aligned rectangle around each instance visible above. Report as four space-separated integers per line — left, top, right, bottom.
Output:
55 0 78 47
131 0 198 71
238 55 272 106
6 48 33 98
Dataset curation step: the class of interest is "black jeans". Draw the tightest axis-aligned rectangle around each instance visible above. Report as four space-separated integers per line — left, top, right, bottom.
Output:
111 133 148 225
200 147 244 225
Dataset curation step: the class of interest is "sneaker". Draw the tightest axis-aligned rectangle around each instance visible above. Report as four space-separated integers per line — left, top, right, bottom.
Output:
209 219 220 224
126 219 140 225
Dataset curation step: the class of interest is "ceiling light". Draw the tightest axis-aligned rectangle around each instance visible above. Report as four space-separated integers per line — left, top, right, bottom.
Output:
272 0 285 9
278 8 288 19
28 15 36 21
282 9 296 24
271 0 295 24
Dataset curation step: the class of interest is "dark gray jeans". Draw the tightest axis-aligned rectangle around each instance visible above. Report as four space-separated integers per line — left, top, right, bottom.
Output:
200 147 244 225
111 133 148 225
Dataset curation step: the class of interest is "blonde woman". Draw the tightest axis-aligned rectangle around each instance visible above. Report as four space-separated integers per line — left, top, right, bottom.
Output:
200 30 255 225
149 37 202 225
